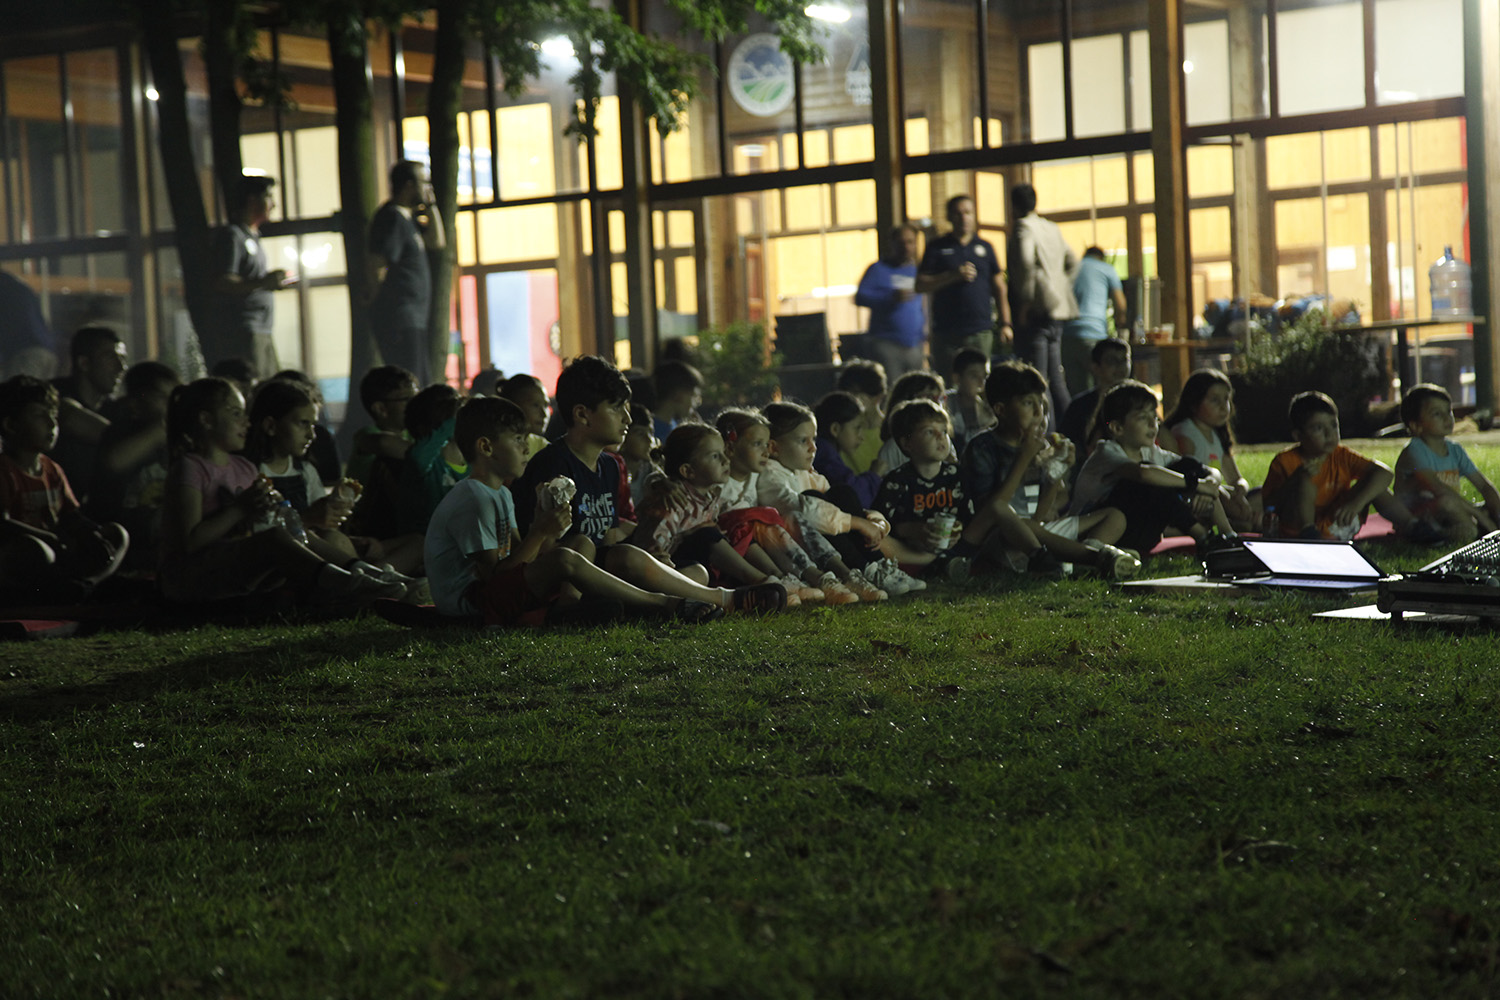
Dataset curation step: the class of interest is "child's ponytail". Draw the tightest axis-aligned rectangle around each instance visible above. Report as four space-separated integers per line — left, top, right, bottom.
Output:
166 377 234 458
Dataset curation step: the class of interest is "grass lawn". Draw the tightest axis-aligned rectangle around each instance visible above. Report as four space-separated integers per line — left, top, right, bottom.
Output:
5 437 1500 998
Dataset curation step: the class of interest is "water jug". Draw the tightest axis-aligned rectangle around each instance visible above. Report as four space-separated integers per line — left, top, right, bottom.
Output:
1429 246 1472 319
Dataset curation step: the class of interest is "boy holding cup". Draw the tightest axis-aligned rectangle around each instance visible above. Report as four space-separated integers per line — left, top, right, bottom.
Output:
871 398 975 581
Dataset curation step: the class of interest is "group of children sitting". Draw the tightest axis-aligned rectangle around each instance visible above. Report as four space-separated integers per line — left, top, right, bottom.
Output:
2 329 1495 629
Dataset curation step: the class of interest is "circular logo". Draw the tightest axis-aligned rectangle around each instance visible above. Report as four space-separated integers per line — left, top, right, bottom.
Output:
728 34 796 117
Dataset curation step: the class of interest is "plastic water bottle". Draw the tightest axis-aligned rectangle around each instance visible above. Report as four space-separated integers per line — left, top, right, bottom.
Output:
1429 246 1472 319
273 500 308 543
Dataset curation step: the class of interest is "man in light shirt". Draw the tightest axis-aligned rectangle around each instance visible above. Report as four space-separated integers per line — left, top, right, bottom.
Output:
1007 183 1077 429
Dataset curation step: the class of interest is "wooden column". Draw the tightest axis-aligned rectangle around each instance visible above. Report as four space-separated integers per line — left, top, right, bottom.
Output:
868 0 905 236
1464 0 1500 414
1149 0 1191 339
615 0 657 372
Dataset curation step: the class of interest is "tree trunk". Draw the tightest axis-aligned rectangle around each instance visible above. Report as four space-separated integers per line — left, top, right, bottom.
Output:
426 0 464 385
203 0 245 213
138 0 216 367
327 7 379 422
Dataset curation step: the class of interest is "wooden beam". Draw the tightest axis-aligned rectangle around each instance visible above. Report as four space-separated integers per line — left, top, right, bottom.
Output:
1464 0 1500 414
1149 0 1192 340
868 0 904 236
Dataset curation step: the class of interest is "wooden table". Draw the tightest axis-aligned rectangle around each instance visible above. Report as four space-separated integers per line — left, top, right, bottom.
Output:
1330 315 1485 398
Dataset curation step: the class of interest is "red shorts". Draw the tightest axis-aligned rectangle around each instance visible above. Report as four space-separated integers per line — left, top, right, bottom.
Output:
718 506 786 556
466 562 553 627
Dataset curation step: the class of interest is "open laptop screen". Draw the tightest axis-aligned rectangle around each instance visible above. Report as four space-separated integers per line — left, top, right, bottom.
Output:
1241 539 1382 580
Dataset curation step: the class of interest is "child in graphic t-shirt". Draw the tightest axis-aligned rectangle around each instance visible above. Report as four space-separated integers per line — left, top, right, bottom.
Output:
873 398 974 581
511 355 784 615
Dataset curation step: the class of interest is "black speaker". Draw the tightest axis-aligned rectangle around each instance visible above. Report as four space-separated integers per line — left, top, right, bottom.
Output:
774 313 831 365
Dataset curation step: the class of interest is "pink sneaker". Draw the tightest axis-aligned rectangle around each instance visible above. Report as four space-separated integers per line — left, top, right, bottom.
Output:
816 571 861 605
845 569 889 602
783 576 824 603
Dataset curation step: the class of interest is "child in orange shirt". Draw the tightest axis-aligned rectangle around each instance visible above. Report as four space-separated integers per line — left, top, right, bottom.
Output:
1261 391 1424 540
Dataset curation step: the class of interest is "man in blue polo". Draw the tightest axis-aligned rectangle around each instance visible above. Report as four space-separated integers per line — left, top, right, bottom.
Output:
917 194 1011 376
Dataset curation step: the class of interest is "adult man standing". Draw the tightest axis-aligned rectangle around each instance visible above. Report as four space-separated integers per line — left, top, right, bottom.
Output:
1063 246 1127 396
1007 183 1076 425
855 224 926 380
208 174 289 373
917 195 1010 375
369 160 445 386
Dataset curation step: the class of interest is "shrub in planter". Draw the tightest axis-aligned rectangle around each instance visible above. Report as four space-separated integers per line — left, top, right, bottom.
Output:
693 320 780 414
1228 309 1385 443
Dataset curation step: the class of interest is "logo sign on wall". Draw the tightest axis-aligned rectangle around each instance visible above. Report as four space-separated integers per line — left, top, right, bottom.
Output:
728 34 796 117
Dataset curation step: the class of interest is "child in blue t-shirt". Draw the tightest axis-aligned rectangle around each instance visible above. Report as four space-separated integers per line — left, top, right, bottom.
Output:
1394 383 1500 545
426 397 738 625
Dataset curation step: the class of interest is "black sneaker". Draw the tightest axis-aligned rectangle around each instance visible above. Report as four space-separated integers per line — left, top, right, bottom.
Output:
1196 532 1241 559
674 599 726 624
1027 548 1066 580
1405 520 1446 546
729 581 788 615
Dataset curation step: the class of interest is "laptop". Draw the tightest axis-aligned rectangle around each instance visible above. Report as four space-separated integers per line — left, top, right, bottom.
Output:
1223 538 1385 591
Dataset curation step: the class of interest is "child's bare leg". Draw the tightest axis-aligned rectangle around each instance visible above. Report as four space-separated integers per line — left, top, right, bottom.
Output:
604 543 731 607
525 547 676 612
760 544 796 575
707 539 774 585
1431 493 1480 544
1371 491 1419 532
307 529 358 564
0 534 56 579
1280 468 1318 535
1223 489 1255 531
1207 494 1235 535
1030 524 1096 562
971 497 1040 552
1078 508 1125 546
371 533 426 575
677 562 711 586
741 543 782 578
877 534 935 567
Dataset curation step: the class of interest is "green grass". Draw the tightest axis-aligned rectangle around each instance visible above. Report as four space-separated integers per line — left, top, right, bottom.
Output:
5 439 1500 998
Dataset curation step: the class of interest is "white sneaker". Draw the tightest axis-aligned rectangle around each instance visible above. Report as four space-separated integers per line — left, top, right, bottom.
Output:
1083 540 1142 579
846 569 889 602
320 564 405 601
859 558 905 596
816 571 860 605
864 557 923 596
887 558 926 592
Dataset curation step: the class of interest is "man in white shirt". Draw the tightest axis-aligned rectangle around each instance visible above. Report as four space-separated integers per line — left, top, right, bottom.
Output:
1007 183 1077 429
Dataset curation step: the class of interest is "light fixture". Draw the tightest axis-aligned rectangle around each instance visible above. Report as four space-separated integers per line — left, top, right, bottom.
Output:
541 36 575 61
144 85 160 101
1182 60 1195 74
805 4 851 23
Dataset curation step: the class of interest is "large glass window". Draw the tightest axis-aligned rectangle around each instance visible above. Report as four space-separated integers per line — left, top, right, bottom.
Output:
904 0 982 152
1277 1 1365 116
1375 0 1463 104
